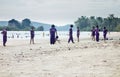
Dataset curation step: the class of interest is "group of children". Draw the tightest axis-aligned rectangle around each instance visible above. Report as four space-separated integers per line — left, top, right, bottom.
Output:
91 26 108 42
49 24 108 45
1 25 108 46
49 24 80 44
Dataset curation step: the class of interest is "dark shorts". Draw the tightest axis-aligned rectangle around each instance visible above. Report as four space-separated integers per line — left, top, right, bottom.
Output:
92 33 95 36
31 35 34 39
3 36 7 42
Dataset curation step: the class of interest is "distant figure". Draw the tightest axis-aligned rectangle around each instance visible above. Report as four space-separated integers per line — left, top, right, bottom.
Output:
95 25 100 42
91 26 95 41
77 27 80 42
12 34 14 38
16 34 19 38
103 27 108 41
50 24 57 44
30 26 35 44
43 32 45 37
1 29 7 46
68 25 74 43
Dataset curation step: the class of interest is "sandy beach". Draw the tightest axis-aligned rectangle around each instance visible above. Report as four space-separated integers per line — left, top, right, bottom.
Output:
0 32 120 77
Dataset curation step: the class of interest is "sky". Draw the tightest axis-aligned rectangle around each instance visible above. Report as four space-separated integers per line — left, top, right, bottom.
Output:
0 0 120 26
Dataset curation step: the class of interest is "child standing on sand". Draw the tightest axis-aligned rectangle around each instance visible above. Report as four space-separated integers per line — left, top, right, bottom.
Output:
95 25 100 42
30 26 35 44
103 27 108 41
1 28 7 46
91 26 95 41
50 24 57 45
77 27 80 42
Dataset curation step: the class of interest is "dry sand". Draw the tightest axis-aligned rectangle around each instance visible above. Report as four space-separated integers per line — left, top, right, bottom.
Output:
0 32 120 77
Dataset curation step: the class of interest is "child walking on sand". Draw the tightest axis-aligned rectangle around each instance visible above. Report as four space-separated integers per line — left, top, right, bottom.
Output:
68 25 74 43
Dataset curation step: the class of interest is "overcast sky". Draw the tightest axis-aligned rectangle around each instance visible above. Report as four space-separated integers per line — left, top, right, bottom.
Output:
0 0 120 26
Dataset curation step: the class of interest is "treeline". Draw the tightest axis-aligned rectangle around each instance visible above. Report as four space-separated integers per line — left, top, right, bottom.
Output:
0 18 44 31
74 14 120 31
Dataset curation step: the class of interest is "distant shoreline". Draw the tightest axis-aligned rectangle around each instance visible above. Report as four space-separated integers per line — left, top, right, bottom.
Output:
0 31 119 41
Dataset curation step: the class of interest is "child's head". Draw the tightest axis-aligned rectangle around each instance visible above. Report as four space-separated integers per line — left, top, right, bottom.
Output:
56 36 59 39
51 24 55 28
104 27 106 29
96 25 99 28
70 25 73 28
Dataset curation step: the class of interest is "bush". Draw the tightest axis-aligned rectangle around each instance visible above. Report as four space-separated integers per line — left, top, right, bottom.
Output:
116 24 120 32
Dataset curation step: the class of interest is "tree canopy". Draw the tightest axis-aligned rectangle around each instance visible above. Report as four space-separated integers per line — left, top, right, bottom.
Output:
1 18 44 31
74 14 120 31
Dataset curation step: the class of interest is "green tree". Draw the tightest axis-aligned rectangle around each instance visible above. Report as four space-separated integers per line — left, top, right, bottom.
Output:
116 24 120 32
74 14 120 31
8 19 21 29
6 26 19 31
96 17 103 29
0 26 4 30
75 16 90 31
22 18 31 29
37 26 44 31
89 16 97 26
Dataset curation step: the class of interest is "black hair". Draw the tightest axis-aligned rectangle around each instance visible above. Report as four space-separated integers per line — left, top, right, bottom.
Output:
104 27 106 29
51 24 55 27
70 25 73 27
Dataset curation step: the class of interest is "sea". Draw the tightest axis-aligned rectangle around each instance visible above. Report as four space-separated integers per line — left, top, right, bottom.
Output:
0 31 104 40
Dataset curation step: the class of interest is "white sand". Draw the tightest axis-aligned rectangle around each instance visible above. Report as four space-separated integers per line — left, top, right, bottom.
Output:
0 32 120 77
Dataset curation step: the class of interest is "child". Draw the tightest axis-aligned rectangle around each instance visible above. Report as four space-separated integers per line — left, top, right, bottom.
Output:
77 27 80 42
1 29 7 46
55 36 60 44
68 25 74 43
103 27 108 41
30 26 35 44
95 25 100 42
50 24 57 44
91 26 95 41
